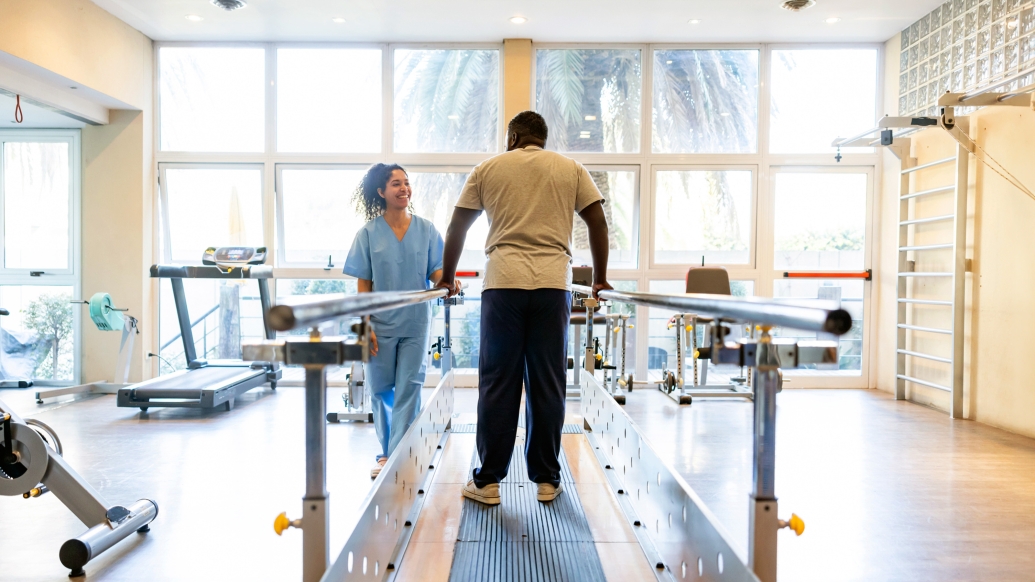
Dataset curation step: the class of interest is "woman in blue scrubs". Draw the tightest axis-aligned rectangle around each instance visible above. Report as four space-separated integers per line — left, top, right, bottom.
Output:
344 163 453 478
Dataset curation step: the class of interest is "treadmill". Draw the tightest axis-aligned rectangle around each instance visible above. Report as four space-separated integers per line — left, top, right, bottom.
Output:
117 247 281 412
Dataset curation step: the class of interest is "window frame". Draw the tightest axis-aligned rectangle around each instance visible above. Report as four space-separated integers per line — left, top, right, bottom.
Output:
0 129 82 385
152 41 884 387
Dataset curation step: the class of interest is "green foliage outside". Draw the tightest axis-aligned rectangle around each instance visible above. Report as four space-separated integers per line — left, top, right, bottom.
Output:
777 228 864 252
24 293 73 380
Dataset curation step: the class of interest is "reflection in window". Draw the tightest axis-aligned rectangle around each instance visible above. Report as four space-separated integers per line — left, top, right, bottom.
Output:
394 49 500 153
770 49 878 153
277 48 383 153
163 167 264 263
654 170 752 264
158 280 265 373
774 279 863 374
0 286 75 381
774 173 867 270
279 168 368 266
652 50 759 153
572 170 638 269
4 142 69 269
159 47 265 152
408 172 489 270
646 279 753 381
536 49 641 153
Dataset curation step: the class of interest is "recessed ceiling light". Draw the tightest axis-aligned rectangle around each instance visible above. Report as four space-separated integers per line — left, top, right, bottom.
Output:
666 60 673 64
448 114 460 120
185 14 203 21
509 16 527 24
688 19 701 24
825 17 841 23
720 112 731 117
332 17 346 23
584 115 597 121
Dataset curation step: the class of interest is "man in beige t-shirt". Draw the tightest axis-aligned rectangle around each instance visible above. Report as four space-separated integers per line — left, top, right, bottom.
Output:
435 111 613 506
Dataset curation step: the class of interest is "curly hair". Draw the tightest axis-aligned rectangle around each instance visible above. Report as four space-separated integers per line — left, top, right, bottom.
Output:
353 163 408 222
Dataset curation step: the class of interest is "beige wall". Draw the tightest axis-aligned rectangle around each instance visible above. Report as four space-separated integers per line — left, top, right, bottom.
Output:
0 0 151 109
502 39 533 126
2 0 155 383
878 35 1035 438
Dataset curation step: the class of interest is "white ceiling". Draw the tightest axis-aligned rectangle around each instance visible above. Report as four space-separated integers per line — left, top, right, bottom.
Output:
0 93 87 128
93 0 942 44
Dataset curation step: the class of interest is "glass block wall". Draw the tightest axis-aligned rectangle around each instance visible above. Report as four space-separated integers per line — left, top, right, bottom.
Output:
900 0 1035 116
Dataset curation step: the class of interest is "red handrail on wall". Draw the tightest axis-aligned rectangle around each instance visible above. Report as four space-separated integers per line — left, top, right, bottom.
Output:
782 269 872 281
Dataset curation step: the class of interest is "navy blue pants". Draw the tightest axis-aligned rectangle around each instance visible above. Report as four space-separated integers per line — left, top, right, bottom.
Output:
473 289 570 487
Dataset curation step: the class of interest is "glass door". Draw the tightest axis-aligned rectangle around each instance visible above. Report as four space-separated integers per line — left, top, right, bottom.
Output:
0 131 81 385
766 168 874 388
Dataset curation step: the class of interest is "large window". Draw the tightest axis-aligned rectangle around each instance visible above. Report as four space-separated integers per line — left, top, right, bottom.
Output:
535 48 642 153
156 43 879 385
277 48 383 153
770 49 878 153
0 132 80 383
652 49 759 154
159 47 266 153
393 49 500 153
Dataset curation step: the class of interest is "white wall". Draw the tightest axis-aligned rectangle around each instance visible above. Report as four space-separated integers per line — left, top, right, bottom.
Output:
877 34 1035 438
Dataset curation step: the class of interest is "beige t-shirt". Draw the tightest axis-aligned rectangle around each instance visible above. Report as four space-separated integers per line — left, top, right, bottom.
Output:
456 146 604 290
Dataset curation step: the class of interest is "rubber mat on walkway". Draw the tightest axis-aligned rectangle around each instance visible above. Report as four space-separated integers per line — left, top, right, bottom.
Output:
447 441 607 582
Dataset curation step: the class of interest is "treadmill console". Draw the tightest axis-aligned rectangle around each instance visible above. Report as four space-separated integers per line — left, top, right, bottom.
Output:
202 247 268 266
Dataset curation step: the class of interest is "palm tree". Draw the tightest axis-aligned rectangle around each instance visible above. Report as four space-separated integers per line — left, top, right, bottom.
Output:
394 50 500 153
653 49 759 253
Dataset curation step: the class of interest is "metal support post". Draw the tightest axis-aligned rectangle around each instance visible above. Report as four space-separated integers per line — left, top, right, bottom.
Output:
303 355 329 582
584 302 596 376
674 314 684 394
950 119 969 419
442 303 452 377
749 328 780 582
619 315 628 391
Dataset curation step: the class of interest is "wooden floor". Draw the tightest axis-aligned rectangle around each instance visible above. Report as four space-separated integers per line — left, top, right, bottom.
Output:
1 385 1033 581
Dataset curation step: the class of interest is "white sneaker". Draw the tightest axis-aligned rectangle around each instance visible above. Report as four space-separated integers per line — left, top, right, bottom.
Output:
537 482 563 502
371 457 387 479
462 480 501 505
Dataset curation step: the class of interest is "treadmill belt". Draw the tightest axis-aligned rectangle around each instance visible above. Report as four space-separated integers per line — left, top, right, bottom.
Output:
140 366 259 389
448 438 607 582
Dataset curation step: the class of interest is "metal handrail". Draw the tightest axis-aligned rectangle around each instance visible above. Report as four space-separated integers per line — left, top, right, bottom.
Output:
268 289 447 331
572 284 852 335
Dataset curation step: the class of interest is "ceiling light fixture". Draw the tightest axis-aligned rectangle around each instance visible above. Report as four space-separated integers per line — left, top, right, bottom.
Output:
826 17 841 23
781 0 816 11
448 114 460 120
332 17 346 23
688 19 701 24
509 16 527 24
210 0 247 11
185 14 204 21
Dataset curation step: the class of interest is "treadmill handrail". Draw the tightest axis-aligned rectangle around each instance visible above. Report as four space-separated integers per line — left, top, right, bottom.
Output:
150 264 274 279
571 284 852 336
269 288 447 331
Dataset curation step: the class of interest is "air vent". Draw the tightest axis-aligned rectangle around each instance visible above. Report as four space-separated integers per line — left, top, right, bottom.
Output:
211 0 247 11
781 0 816 11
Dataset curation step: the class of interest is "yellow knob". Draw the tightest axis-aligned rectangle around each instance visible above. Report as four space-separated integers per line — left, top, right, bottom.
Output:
595 353 603 361
628 324 634 329
693 350 700 358
274 512 291 536
667 324 673 329
685 325 692 331
614 326 621 333
787 513 805 536
433 352 441 360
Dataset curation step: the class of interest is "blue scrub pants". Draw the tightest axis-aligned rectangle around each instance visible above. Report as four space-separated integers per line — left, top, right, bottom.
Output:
366 335 428 459
473 289 570 488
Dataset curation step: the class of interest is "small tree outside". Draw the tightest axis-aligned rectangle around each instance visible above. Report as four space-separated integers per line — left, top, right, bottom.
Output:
24 293 73 380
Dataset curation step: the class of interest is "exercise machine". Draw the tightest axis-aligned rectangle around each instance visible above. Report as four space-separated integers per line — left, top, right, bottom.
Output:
116 247 280 412
326 272 478 424
35 293 139 404
242 284 847 582
656 266 756 405
0 311 157 578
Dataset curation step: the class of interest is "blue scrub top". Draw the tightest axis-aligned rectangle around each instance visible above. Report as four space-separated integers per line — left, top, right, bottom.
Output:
343 215 444 337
